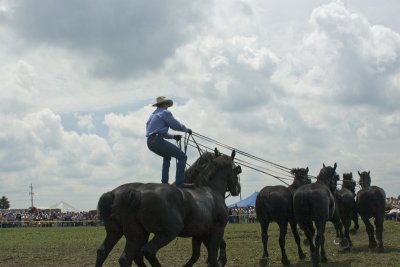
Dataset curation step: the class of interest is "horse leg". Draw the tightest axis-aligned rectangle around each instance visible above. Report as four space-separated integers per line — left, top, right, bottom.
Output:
301 222 315 263
218 238 227 266
133 232 150 267
331 213 347 247
204 229 224 267
142 234 176 267
313 220 327 267
259 220 270 267
374 216 384 252
118 238 136 267
278 220 290 265
361 216 377 249
343 217 352 248
96 231 123 267
289 220 306 260
352 204 359 232
119 230 150 267
302 221 314 246
183 237 202 267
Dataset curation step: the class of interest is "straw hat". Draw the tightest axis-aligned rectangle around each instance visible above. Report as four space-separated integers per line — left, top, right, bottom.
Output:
152 96 173 107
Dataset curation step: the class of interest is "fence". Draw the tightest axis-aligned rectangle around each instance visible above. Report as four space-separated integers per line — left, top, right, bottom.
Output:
0 219 100 228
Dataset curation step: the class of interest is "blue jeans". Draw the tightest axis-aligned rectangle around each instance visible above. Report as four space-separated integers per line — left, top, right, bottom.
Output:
147 135 187 186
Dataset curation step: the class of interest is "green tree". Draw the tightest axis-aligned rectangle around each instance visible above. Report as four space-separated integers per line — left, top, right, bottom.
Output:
0 196 10 209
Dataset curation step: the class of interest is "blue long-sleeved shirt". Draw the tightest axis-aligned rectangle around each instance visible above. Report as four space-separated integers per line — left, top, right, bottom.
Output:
146 107 188 139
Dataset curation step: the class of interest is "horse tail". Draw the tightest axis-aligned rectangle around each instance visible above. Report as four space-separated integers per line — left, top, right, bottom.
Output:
97 191 115 221
128 189 142 210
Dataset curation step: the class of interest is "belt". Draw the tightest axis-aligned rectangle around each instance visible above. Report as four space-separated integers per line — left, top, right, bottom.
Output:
149 133 163 138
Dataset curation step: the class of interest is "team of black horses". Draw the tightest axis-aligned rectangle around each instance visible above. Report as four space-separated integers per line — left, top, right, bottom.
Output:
95 149 386 267
256 165 386 267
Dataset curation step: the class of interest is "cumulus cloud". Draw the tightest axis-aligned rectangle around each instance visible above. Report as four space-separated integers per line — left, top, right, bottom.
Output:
0 0 208 79
298 1 400 110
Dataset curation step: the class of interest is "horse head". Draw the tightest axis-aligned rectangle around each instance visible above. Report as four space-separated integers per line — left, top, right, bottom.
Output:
211 150 241 196
318 163 338 192
227 150 241 196
342 172 356 193
186 149 241 197
289 167 311 189
358 170 371 189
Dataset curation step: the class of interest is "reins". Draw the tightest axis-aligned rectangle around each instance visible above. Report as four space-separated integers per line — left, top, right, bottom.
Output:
177 131 351 192
182 131 317 186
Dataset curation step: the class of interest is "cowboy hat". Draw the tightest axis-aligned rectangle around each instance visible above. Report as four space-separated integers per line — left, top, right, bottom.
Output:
152 96 173 107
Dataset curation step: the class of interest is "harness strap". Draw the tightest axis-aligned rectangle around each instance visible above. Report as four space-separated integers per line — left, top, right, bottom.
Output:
190 134 203 155
184 133 190 154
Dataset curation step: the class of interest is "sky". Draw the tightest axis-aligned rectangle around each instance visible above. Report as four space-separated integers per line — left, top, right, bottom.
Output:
1 0 399 211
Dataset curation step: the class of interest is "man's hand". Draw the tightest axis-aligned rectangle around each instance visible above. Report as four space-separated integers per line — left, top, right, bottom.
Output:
174 135 182 141
187 129 192 135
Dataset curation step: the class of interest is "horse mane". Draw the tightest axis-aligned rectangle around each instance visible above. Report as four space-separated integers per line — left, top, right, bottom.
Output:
342 172 353 180
185 152 215 183
192 154 232 186
288 167 310 190
358 170 372 188
290 168 303 175
316 163 337 189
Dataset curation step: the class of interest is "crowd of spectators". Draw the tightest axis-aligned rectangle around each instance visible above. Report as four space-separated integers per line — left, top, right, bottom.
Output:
385 197 400 221
228 206 257 223
0 208 98 228
227 195 400 224
1 196 399 228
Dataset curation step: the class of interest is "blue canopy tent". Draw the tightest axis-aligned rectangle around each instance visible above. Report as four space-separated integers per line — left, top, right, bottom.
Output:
228 192 259 208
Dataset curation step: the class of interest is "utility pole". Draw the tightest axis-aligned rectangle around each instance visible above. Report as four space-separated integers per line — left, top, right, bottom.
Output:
29 184 34 208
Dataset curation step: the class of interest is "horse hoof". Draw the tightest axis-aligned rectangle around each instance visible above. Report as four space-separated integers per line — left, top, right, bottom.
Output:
369 242 378 249
321 257 328 263
340 239 350 249
378 247 385 253
259 257 269 267
218 258 227 267
281 258 291 265
299 252 306 260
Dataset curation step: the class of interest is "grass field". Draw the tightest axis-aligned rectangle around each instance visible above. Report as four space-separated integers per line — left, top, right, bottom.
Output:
0 221 399 266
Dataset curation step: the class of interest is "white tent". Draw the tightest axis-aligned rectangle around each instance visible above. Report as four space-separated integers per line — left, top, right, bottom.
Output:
50 201 80 213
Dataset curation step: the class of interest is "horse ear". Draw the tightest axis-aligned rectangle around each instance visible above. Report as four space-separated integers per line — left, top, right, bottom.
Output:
334 162 337 170
306 167 309 173
231 150 236 160
323 163 326 168
358 171 361 176
214 148 219 156
368 170 370 175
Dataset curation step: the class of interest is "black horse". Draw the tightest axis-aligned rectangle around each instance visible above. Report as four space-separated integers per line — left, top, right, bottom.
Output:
356 171 386 252
182 149 242 267
342 173 359 233
334 172 359 248
293 163 338 267
255 167 310 266
95 150 241 267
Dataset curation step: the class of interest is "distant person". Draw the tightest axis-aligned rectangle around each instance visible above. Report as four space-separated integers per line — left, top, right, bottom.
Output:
146 96 193 188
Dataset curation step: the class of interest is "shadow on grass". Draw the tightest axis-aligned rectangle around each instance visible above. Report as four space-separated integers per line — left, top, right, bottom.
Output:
340 245 400 254
271 259 353 267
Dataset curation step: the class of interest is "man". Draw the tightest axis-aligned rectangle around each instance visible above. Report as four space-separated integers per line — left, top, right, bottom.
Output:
146 96 193 188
